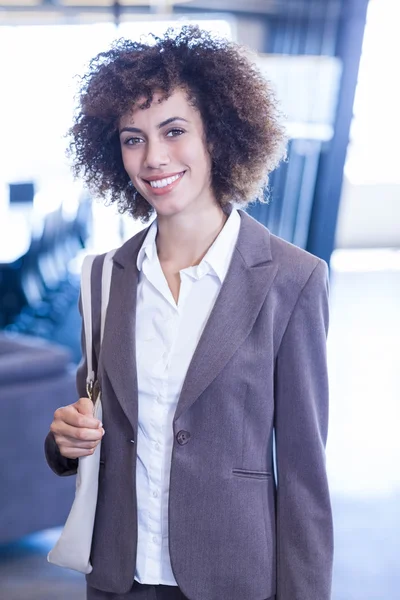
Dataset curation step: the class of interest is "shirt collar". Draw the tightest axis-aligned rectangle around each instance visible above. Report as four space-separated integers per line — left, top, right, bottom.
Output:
136 208 241 284
199 208 240 283
136 219 158 272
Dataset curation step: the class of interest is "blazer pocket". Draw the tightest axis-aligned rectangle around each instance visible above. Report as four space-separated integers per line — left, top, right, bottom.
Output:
232 468 272 480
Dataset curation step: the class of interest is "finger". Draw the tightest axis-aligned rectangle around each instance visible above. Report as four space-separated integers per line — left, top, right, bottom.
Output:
59 446 98 459
57 437 100 450
54 406 101 429
52 422 104 442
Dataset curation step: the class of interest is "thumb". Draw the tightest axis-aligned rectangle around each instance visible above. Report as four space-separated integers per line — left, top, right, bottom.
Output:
76 396 95 416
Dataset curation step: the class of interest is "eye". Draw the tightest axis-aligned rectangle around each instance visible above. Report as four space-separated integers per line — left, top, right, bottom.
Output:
166 128 185 138
123 137 144 146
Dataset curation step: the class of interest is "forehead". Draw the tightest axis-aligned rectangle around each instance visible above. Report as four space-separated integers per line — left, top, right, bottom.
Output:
120 88 198 128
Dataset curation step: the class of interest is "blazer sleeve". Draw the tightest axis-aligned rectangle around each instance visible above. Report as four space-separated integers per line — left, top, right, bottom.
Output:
274 259 334 600
44 292 88 477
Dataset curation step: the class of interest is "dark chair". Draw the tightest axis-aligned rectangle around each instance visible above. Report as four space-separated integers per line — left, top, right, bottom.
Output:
0 333 77 543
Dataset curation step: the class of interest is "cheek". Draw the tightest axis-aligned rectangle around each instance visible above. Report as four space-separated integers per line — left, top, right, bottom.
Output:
181 141 211 176
121 148 140 177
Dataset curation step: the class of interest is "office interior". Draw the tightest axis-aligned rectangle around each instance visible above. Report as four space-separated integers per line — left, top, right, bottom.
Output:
0 1 399 599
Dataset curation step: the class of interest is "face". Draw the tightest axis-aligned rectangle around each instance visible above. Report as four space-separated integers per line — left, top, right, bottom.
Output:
119 88 216 219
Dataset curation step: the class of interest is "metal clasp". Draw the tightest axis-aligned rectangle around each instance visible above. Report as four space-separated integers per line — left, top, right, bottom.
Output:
86 379 94 402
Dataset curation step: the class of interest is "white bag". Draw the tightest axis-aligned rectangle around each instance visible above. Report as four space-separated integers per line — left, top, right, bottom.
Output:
47 249 115 574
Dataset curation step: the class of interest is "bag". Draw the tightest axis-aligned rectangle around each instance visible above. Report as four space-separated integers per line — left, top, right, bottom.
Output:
47 249 115 573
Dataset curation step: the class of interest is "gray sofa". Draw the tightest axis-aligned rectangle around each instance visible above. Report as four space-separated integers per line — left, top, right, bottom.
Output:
0 333 77 544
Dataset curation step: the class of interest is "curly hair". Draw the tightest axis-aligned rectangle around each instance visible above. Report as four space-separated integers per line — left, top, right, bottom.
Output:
69 25 286 222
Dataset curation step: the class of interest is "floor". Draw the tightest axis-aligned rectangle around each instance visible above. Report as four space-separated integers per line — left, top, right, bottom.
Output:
0 530 85 600
0 248 399 600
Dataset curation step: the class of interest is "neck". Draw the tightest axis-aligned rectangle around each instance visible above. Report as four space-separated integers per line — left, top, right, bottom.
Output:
155 203 229 269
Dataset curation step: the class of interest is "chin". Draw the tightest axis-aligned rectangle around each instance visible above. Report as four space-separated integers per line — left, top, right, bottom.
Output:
154 206 185 219
151 197 192 218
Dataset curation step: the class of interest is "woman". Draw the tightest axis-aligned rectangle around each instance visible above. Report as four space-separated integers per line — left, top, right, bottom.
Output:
46 26 333 600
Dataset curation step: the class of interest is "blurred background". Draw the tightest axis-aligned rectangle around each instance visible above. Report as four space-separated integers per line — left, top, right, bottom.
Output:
0 1 398 599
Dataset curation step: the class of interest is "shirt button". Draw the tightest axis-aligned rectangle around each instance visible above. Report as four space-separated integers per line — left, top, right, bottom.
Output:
155 443 160 450
153 490 158 498
152 536 157 544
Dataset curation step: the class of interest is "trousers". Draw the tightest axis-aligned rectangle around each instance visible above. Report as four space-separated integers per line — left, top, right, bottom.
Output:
87 581 276 600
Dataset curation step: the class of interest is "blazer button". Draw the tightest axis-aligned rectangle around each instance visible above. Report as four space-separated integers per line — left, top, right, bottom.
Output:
176 430 191 445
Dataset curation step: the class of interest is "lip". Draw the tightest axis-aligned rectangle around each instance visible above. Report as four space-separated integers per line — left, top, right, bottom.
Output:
141 171 186 196
142 171 185 182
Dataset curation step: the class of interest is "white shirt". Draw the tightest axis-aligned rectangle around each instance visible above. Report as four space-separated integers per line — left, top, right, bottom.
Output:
134 208 241 585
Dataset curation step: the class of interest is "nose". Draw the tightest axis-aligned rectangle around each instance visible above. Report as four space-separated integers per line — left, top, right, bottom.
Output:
144 138 169 169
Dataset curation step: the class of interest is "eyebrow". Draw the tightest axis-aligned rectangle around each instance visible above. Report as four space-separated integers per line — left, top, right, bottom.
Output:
119 117 189 135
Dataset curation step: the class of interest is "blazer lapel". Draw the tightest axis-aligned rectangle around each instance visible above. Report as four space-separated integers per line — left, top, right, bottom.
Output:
174 211 278 422
100 227 149 431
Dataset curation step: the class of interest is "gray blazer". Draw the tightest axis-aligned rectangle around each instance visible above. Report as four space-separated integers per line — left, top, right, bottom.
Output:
45 210 333 600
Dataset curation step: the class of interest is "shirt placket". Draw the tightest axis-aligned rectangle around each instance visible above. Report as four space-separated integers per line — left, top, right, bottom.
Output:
145 296 179 578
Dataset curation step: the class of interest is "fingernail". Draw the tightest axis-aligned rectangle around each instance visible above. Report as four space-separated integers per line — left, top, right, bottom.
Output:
101 428 105 436
98 422 103 428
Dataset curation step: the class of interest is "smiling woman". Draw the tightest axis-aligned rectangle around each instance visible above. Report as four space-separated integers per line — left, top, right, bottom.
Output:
46 23 333 600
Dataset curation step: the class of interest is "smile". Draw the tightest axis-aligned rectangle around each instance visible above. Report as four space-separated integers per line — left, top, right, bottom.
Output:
142 171 185 195
149 173 181 188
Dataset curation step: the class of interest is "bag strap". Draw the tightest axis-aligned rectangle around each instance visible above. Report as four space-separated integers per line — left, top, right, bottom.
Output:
100 250 116 342
81 255 96 395
80 250 116 400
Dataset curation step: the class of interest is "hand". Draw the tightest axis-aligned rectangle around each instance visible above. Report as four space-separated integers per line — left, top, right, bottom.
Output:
50 397 105 459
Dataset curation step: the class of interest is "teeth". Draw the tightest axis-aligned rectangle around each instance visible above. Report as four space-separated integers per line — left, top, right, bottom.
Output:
149 173 181 188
